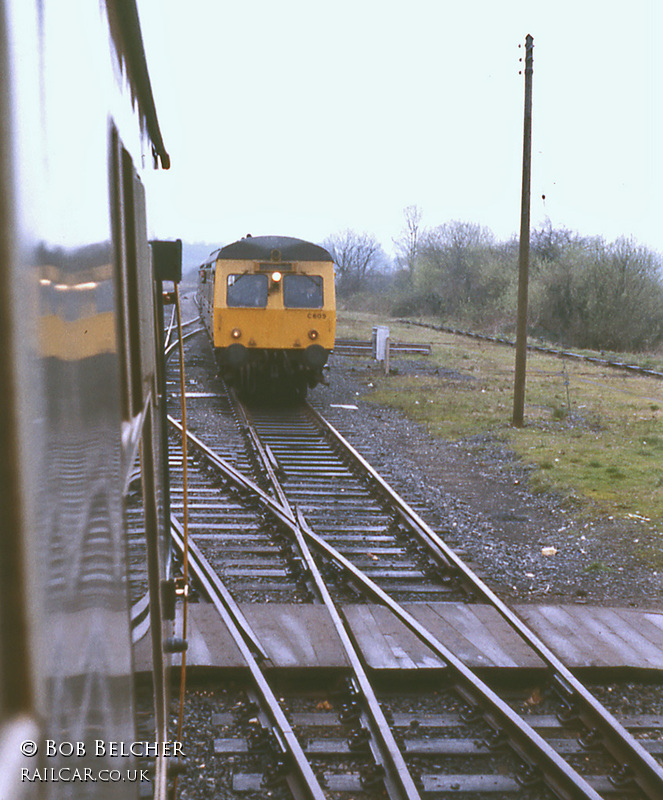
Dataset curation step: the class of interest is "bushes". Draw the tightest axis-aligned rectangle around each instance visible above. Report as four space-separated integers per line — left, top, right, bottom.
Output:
404 221 518 329
331 218 663 354
530 235 663 351
389 219 663 353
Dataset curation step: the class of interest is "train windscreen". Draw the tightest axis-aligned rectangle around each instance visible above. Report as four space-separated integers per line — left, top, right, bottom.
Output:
283 274 323 308
227 273 269 307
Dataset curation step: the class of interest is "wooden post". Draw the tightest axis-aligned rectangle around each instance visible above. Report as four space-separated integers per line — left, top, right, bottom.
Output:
512 34 534 428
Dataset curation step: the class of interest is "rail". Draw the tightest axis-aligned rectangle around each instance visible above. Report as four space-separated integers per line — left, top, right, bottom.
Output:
307 402 663 799
396 319 663 380
170 514 327 800
167 408 652 799
231 394 422 800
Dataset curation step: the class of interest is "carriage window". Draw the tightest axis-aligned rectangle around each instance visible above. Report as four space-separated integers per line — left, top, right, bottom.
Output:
227 274 268 307
283 274 323 308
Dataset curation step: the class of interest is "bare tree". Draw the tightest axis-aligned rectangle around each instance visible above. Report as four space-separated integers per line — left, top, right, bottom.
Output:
419 220 496 307
530 218 579 262
393 205 422 282
323 229 386 294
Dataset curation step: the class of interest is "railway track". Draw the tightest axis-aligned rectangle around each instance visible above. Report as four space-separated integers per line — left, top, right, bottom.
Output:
159 325 663 799
395 320 663 381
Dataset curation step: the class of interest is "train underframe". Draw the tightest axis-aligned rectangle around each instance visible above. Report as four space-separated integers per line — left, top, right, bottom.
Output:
215 343 330 398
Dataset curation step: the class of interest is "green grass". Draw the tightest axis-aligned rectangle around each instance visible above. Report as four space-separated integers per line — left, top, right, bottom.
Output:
336 312 663 527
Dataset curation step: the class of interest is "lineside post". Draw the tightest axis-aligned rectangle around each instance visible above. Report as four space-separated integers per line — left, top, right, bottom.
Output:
512 34 533 428
374 325 389 372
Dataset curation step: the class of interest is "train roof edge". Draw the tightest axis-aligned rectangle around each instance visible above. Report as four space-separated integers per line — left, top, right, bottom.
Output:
107 0 170 168
212 236 333 263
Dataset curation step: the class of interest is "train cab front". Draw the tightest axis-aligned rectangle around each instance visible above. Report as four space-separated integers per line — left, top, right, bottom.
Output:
210 236 336 397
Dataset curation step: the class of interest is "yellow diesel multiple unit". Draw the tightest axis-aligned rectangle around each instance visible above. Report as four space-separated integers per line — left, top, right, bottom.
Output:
198 235 336 395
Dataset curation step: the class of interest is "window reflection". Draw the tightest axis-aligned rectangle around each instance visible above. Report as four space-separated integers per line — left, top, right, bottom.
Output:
226 274 268 307
283 274 323 308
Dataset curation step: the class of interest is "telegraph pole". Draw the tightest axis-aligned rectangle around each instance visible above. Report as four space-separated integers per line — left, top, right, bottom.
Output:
512 34 534 428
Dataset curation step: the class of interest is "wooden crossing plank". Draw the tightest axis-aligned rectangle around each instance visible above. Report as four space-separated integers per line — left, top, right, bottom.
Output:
614 609 663 667
515 605 663 669
342 604 544 670
416 603 544 669
132 604 247 672
515 605 589 664
240 604 349 668
587 607 663 667
137 602 663 671
176 604 245 668
342 605 441 669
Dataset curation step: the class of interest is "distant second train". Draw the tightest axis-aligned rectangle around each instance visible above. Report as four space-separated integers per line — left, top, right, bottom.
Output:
197 235 336 396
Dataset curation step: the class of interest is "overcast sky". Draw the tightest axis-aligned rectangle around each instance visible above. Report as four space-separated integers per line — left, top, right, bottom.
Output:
140 0 661 257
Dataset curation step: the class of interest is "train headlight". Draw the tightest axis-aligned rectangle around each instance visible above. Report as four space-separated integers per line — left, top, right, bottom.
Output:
271 271 282 282
231 328 242 339
308 329 319 341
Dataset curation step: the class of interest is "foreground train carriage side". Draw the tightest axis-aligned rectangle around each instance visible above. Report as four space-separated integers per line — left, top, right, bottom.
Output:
0 1 175 798
198 236 336 396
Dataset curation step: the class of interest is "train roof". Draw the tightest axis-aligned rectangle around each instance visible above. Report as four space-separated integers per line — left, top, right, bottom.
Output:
107 0 170 168
213 236 333 263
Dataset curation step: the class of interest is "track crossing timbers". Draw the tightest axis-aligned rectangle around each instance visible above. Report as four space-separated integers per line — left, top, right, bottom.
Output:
233 396 663 798
162 409 663 798
160 328 663 799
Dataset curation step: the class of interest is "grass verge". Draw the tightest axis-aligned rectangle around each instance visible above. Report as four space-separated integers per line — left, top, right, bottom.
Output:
336 312 663 529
